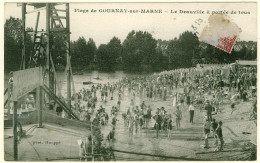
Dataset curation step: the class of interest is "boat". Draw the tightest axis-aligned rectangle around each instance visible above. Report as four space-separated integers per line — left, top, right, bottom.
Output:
83 81 93 85
93 76 102 80
73 72 83 75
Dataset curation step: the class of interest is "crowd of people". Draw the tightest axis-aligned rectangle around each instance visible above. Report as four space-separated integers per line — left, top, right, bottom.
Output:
54 63 256 152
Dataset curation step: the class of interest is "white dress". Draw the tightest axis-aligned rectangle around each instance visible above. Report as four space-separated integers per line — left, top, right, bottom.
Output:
172 96 177 107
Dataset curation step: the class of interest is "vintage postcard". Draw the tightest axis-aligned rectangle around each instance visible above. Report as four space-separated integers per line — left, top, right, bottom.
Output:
2 1 258 162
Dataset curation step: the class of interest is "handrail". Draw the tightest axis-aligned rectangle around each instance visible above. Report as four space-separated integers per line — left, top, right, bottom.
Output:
41 85 79 120
4 88 8 95
4 88 9 107
41 85 78 120
4 99 9 107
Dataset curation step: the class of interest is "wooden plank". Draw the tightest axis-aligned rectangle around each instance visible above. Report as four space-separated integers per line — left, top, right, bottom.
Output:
51 6 64 28
4 99 9 107
12 67 42 101
51 16 67 19
50 8 67 12
13 101 18 161
17 3 23 7
36 87 43 127
27 3 46 8
34 12 40 34
50 28 67 32
26 31 46 35
26 7 46 14
4 88 9 95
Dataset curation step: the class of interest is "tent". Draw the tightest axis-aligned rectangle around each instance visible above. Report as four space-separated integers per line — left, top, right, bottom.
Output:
235 60 257 66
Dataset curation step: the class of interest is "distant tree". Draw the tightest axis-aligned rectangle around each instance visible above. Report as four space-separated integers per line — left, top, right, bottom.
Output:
51 27 67 69
70 37 88 69
4 17 33 71
166 31 200 68
239 45 247 60
70 40 77 68
157 39 169 56
5 17 23 44
4 29 21 71
154 46 168 71
70 37 97 70
122 30 157 71
178 31 200 67
96 44 109 70
166 37 180 69
250 48 257 60
96 37 122 71
106 37 122 69
85 38 97 65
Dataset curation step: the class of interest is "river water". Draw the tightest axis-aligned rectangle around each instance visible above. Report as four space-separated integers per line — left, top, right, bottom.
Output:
56 70 152 96
4 70 152 97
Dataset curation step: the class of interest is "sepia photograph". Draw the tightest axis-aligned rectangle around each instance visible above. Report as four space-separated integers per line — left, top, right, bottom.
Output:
3 1 258 161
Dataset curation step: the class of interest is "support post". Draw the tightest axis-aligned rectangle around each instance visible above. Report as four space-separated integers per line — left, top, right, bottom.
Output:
37 87 43 127
45 3 50 106
13 101 18 161
21 3 26 70
35 12 40 33
66 3 71 110
91 122 94 161
7 86 11 118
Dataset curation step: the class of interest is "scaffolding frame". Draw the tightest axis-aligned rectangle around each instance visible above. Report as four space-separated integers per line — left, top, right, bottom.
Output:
21 3 72 109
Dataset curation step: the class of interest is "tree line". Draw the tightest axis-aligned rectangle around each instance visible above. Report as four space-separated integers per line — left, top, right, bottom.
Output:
4 17 257 73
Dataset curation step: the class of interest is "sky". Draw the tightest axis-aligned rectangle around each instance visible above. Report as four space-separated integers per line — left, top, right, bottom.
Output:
4 2 257 46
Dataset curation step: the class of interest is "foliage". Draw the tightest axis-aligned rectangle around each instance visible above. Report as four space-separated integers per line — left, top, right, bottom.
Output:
96 37 122 71
4 17 33 71
122 30 157 71
166 31 200 69
51 26 67 69
71 37 96 70
71 37 87 67
4 17 257 73
85 38 97 65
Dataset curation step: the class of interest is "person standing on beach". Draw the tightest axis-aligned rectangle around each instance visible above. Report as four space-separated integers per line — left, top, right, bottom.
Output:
203 119 211 148
205 100 213 121
174 105 182 129
188 102 195 124
215 121 224 151
211 118 218 145
172 92 177 108
153 110 162 137
166 114 173 138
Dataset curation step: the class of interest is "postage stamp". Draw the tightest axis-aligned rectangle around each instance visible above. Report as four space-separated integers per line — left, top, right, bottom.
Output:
199 14 242 53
